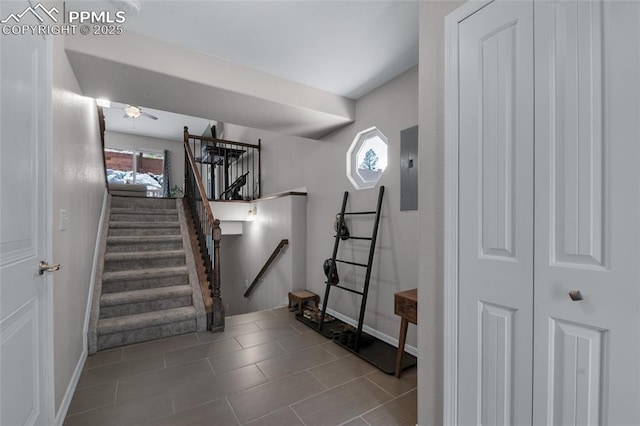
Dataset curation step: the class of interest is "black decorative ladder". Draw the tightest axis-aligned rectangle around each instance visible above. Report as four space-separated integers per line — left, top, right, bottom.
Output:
296 186 417 374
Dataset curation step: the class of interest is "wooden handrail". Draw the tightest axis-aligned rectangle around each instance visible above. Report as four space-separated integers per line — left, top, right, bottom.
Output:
184 126 225 332
184 133 261 150
183 127 216 226
244 239 289 298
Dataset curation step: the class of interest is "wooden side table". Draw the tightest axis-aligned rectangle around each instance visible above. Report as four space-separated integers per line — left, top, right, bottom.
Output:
394 288 417 378
288 290 320 315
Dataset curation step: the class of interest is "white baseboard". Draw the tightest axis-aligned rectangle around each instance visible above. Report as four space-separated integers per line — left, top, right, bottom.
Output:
324 307 418 357
54 349 87 426
55 188 108 425
84 188 108 349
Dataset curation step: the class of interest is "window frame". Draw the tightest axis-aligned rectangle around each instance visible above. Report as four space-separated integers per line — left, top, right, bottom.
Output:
346 126 388 190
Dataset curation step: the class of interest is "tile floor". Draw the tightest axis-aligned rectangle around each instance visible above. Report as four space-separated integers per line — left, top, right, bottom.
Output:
64 307 417 426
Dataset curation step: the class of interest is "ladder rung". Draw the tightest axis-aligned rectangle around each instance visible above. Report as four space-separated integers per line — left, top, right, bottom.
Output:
333 235 373 241
340 211 376 216
332 284 364 296
335 259 368 268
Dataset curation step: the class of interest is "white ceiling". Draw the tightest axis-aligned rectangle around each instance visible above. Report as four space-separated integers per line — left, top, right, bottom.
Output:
66 0 419 140
124 0 419 100
103 102 211 141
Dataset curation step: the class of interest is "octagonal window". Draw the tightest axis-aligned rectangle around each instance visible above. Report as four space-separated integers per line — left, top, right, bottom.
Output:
347 127 388 190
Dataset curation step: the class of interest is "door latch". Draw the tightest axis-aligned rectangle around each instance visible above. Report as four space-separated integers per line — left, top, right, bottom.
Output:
39 260 61 275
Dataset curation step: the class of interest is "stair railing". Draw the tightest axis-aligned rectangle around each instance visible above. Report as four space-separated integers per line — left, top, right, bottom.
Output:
183 127 225 332
244 239 289 298
184 126 261 201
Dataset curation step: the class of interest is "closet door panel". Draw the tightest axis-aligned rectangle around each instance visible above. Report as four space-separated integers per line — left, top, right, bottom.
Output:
550 0 605 267
533 1 640 424
457 1 534 424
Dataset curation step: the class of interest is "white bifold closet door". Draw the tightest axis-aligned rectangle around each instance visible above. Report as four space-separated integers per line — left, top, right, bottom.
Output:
457 1 534 424
532 1 640 424
456 0 640 424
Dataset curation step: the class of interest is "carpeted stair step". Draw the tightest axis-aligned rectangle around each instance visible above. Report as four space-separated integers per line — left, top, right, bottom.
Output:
110 196 177 209
97 306 197 350
104 250 185 272
108 221 181 237
102 266 189 294
100 285 193 318
110 212 178 222
106 235 183 253
110 207 177 215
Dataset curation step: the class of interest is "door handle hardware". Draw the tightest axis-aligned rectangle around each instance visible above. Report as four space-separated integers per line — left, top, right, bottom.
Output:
39 261 61 275
568 290 583 301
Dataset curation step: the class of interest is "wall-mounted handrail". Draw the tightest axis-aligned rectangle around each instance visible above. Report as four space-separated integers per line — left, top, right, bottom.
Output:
244 239 289 298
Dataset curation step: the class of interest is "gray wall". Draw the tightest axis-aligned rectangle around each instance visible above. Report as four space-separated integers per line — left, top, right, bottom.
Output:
52 37 105 414
225 66 419 349
220 195 308 316
417 2 464 425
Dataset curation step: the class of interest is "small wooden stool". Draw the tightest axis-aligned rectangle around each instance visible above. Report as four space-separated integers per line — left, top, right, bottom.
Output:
394 288 418 378
288 290 320 314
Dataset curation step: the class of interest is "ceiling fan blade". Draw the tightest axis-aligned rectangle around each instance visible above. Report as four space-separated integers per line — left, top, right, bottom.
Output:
123 113 130 118
140 111 158 120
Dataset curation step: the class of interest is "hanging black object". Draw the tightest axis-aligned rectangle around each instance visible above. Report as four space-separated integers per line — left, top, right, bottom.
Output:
296 186 416 375
323 259 339 284
320 186 385 349
334 215 350 240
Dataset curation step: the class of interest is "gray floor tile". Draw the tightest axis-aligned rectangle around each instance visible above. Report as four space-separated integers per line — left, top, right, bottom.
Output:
76 354 164 390
256 346 336 379
171 364 268 413
269 307 294 318
121 333 200 361
244 406 304 426
64 393 173 426
235 327 301 348
341 417 371 426
67 310 417 426
225 310 277 326
288 319 315 334
147 398 239 425
365 366 417 397
292 378 392 426
84 349 123 370
196 322 262 343
164 337 243 367
117 358 214 401
309 355 376 388
362 389 417 426
67 381 117 416
254 317 297 330
275 331 330 353
228 371 326 423
209 342 288 374
320 341 351 358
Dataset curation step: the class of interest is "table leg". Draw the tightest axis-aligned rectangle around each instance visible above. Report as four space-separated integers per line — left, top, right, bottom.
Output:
395 318 409 378
287 292 294 312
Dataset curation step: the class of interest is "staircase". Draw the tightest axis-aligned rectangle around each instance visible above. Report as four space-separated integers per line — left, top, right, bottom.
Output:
89 196 206 353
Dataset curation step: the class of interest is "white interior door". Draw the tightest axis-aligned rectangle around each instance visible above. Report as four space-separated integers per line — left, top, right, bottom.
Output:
457 1 534 424
532 1 640 424
0 1 54 424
